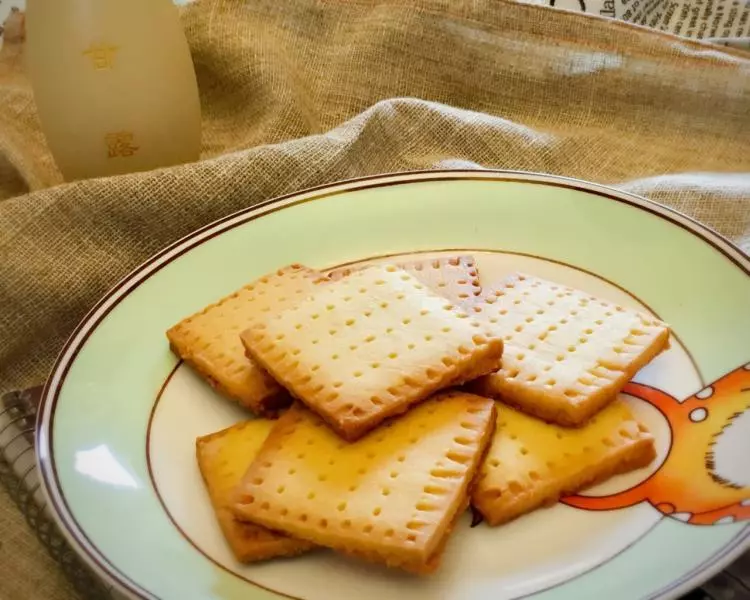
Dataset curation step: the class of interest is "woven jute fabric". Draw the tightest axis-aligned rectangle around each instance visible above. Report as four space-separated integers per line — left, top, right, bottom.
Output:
0 1 748 598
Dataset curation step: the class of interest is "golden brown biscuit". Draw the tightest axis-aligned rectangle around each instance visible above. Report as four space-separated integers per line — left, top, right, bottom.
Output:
472 273 670 426
196 420 315 562
241 264 504 440
329 255 481 305
167 265 321 415
232 392 496 574
472 399 656 526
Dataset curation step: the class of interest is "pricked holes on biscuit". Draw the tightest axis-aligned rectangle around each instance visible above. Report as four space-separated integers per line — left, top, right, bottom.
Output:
447 451 470 464
426 368 440 379
430 467 462 478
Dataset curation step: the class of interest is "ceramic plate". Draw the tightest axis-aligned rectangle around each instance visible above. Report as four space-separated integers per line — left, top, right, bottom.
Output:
36 171 750 600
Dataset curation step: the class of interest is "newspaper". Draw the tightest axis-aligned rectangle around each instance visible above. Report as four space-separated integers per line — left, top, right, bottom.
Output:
528 0 750 49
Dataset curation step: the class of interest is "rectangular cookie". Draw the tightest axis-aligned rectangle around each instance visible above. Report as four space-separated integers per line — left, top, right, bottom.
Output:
196 420 315 562
472 399 656 526
472 273 670 426
329 255 482 305
232 392 496 574
240 264 504 440
167 264 322 415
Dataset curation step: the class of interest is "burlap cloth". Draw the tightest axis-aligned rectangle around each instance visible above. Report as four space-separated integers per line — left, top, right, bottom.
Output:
0 1 748 598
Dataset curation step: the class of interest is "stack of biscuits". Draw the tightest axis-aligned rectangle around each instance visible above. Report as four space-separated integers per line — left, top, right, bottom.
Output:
167 255 669 573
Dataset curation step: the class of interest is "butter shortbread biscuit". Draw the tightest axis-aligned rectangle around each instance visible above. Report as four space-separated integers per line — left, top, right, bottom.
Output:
472 399 656 526
329 255 481 306
472 273 670 426
241 264 504 440
168 265 321 415
233 392 496 574
196 420 315 562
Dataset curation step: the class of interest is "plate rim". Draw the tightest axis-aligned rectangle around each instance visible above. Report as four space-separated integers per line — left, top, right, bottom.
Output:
34 169 750 600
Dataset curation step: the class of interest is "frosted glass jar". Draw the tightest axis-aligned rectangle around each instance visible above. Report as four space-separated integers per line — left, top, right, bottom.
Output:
26 0 201 181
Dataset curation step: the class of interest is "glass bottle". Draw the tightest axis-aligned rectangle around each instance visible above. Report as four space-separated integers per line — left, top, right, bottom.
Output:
25 0 201 181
